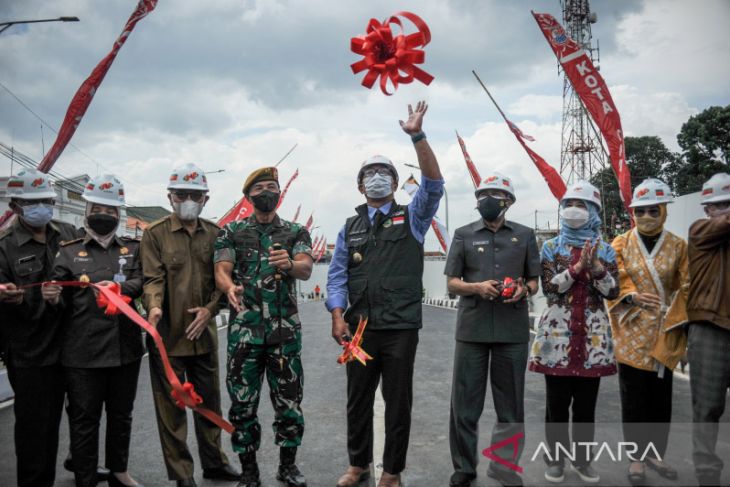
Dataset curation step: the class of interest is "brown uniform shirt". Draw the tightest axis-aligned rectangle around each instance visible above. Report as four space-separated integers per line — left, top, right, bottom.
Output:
140 213 222 356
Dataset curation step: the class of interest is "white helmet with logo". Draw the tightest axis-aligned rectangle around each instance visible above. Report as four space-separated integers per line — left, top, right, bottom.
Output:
6 168 56 200
700 172 730 204
357 155 399 184
83 174 125 207
629 178 674 208
561 180 602 209
167 163 209 191
475 172 516 200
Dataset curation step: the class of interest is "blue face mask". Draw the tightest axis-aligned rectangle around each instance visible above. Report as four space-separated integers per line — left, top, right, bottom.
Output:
21 203 54 228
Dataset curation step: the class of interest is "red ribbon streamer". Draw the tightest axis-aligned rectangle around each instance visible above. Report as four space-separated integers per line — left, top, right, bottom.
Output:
337 316 373 366
350 11 434 95
26 280 234 433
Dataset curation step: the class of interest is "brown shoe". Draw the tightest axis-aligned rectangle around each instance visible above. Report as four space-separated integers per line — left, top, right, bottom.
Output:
336 465 370 487
377 472 401 487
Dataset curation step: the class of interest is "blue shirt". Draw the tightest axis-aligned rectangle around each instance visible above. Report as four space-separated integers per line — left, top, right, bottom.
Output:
325 175 444 312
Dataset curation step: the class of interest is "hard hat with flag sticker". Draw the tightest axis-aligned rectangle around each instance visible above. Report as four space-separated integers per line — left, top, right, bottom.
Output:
561 180 602 209
629 178 673 208
167 163 209 191
700 173 730 205
6 168 56 200
357 155 399 184
475 172 515 200
83 174 125 207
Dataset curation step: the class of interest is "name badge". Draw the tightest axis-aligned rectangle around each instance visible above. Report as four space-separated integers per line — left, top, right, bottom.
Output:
472 240 489 246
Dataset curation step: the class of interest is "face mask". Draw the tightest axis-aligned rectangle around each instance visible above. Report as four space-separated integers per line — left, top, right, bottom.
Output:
560 206 590 229
363 173 393 199
173 200 203 221
636 215 663 236
250 190 280 213
87 214 119 236
20 203 54 228
478 195 509 222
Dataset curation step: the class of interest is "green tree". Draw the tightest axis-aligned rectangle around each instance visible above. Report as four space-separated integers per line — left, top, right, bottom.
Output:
664 105 730 194
591 136 679 230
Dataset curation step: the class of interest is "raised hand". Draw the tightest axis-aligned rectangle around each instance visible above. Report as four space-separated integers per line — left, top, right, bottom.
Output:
399 100 428 135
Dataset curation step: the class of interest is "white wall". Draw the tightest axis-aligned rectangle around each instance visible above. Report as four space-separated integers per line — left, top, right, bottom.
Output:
663 191 706 241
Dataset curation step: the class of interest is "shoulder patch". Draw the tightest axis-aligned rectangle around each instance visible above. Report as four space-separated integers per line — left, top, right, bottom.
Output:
60 238 84 247
145 216 171 231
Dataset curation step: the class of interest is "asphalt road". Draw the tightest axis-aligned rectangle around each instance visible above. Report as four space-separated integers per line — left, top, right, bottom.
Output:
1 302 728 486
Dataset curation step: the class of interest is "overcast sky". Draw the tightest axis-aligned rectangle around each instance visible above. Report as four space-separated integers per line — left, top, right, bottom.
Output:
1 0 728 250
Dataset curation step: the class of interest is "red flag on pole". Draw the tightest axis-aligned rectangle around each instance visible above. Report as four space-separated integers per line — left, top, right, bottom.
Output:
532 11 632 210
315 239 328 263
506 119 566 200
430 217 451 254
276 169 299 209
455 131 482 189
37 0 158 173
304 214 314 232
292 204 301 223
217 198 253 227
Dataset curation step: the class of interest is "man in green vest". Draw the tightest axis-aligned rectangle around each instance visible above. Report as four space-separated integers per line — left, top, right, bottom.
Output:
326 101 444 487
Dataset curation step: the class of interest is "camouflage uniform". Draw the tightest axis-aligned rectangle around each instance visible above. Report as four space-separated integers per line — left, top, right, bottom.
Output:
214 215 312 454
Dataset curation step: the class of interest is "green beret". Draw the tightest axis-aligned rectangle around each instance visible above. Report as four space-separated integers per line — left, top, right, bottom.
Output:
243 167 279 194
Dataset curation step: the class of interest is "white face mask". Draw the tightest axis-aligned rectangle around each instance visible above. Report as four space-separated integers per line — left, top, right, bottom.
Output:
173 200 202 221
363 173 393 199
560 206 589 229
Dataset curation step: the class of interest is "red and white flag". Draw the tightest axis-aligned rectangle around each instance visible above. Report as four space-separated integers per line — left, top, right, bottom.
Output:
315 239 328 263
37 0 158 173
304 214 314 231
276 169 299 209
506 120 535 142
533 11 632 210
291 204 301 223
455 131 482 189
401 175 450 254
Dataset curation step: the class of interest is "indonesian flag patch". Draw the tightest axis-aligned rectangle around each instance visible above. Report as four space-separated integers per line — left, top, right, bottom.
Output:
391 216 405 225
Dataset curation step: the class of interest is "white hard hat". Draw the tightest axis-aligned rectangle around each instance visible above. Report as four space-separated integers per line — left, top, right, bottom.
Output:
561 180 602 209
700 172 730 204
629 178 673 208
167 163 209 191
475 172 515 200
6 168 56 200
358 155 399 183
83 174 125 207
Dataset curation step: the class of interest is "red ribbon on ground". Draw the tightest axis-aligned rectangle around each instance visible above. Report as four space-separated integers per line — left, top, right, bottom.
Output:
350 11 434 95
337 316 373 366
25 280 234 433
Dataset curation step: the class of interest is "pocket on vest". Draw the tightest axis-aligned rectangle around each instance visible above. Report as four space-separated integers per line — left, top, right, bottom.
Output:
380 276 421 323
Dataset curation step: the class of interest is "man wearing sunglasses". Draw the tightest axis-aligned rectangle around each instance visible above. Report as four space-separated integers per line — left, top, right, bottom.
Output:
0 168 78 487
140 163 239 487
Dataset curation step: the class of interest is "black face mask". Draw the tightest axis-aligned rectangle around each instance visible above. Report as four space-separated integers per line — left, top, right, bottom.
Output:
251 190 280 213
87 214 118 236
478 195 509 222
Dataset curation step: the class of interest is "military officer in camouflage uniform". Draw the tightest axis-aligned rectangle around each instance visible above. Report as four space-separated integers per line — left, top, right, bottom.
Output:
214 167 313 487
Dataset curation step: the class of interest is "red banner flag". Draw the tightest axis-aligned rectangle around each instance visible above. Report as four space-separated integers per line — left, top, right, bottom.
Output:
37 0 158 173
315 239 328 263
455 131 482 189
506 119 566 200
430 216 451 254
291 204 301 223
304 214 314 232
532 11 632 210
276 169 299 209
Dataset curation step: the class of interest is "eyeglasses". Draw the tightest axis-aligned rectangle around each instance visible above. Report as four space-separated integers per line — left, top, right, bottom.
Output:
706 201 730 210
14 198 55 206
634 207 660 217
171 191 206 202
362 167 393 178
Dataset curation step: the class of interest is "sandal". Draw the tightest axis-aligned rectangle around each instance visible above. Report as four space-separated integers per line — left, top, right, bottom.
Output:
627 462 645 486
646 458 678 480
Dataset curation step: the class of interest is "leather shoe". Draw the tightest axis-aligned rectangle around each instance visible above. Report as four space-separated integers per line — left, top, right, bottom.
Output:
63 456 111 481
487 466 523 486
336 465 370 487
176 478 197 487
203 464 241 481
377 472 401 487
449 471 476 487
277 464 307 487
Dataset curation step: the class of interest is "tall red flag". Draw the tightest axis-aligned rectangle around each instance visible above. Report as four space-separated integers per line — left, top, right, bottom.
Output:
532 11 632 210
304 214 314 231
276 169 299 209
505 119 566 200
315 239 328 263
455 131 482 189
37 0 158 173
291 204 301 223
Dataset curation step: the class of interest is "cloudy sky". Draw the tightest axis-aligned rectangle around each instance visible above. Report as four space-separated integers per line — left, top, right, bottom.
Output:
1 0 728 250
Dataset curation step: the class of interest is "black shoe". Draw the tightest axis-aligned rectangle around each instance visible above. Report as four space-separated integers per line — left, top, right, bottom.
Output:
176 479 197 487
63 456 111 481
277 464 307 487
487 466 523 486
238 454 261 487
697 474 722 487
203 464 241 481
449 471 476 487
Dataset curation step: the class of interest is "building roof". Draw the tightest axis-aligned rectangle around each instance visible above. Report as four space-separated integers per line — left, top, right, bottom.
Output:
126 206 171 223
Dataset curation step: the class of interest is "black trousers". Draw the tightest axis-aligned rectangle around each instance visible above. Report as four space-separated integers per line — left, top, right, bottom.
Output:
64 360 141 487
544 375 601 467
618 363 673 460
6 362 65 487
346 328 419 474
449 341 528 477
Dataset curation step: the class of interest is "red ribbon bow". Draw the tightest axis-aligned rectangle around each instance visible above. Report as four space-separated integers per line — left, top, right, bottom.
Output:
95 282 132 315
171 381 204 409
350 11 434 95
501 277 516 299
337 316 373 366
